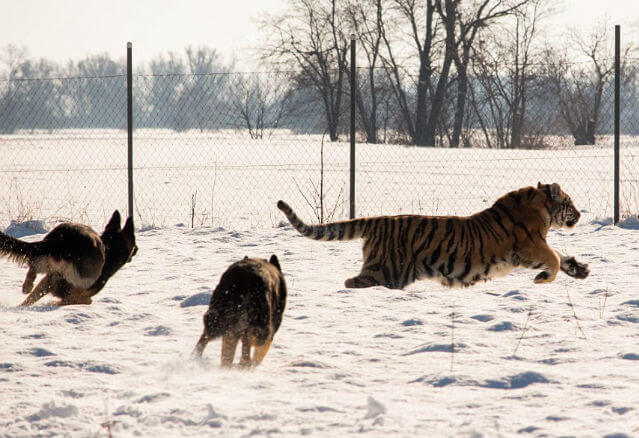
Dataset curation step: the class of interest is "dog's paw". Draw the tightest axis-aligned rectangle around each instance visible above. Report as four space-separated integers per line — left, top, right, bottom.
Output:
562 257 590 279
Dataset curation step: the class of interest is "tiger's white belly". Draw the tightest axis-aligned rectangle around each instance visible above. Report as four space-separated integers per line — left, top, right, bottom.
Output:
418 259 517 288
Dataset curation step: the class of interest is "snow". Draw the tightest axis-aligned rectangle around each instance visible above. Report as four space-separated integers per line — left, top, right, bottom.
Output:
1 218 637 437
0 130 637 436
2 219 48 238
1 130 638 230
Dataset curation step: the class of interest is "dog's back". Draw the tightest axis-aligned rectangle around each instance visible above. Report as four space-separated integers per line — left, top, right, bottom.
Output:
194 255 286 368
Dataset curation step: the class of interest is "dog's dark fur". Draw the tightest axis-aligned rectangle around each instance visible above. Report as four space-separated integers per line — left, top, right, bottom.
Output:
194 255 287 368
0 211 137 306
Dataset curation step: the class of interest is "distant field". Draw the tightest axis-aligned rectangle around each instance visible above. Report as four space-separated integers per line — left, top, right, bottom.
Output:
1 129 637 229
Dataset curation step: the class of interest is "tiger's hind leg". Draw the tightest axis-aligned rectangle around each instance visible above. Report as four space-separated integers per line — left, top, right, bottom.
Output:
345 273 381 288
345 269 407 289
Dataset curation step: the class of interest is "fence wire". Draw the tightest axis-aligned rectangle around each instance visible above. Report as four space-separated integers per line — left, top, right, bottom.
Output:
0 63 637 231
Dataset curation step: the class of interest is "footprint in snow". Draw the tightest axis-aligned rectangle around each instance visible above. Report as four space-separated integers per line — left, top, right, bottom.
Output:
21 347 55 357
480 371 549 389
470 314 494 322
401 318 423 326
26 401 78 422
487 321 518 331
364 397 386 419
145 325 172 336
180 292 211 307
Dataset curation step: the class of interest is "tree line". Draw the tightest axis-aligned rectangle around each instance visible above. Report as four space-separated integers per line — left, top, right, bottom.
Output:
1 0 637 147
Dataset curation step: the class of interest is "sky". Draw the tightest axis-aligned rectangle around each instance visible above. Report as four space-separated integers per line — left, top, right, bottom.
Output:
0 0 637 68
0 0 287 67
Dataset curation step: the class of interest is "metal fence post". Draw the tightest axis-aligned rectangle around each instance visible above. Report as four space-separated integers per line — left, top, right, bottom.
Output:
349 34 356 219
127 42 134 220
614 25 620 225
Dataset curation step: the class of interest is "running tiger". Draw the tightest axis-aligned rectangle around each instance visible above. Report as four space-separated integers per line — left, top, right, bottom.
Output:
277 182 589 290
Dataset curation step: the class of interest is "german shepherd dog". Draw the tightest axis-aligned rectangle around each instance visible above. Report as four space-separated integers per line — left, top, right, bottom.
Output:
0 211 138 306
194 255 287 368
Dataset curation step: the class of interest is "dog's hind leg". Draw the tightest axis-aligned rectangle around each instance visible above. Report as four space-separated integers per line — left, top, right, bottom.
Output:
252 338 273 366
193 332 210 358
220 335 239 367
21 273 71 306
20 275 54 306
22 266 37 294
239 334 252 369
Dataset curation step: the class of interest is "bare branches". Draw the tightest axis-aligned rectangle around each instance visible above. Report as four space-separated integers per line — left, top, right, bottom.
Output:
542 21 636 145
259 0 350 141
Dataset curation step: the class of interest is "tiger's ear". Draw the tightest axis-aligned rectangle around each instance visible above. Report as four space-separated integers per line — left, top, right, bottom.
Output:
550 183 561 200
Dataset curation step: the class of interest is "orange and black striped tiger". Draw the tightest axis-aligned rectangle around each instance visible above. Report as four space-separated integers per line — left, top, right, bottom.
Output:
277 182 589 290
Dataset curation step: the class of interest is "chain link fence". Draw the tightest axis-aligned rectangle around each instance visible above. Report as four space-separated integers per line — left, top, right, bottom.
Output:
1 61 637 231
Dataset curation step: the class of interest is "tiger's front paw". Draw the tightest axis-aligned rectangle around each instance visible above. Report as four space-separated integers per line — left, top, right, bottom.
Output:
561 257 590 279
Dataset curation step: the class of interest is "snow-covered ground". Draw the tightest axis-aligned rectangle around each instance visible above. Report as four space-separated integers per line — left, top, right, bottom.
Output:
1 215 638 437
1 130 638 436
1 130 638 229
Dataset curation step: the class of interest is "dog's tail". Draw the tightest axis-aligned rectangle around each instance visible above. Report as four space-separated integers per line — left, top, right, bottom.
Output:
277 200 367 241
0 232 44 265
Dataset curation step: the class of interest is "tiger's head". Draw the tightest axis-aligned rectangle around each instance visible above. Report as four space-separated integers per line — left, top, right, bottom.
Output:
537 182 580 229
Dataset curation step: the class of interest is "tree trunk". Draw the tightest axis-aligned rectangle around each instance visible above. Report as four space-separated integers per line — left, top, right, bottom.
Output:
510 111 522 148
450 66 468 148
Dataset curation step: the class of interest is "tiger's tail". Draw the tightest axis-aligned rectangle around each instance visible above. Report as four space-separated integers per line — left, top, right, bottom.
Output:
277 200 367 241
0 232 44 265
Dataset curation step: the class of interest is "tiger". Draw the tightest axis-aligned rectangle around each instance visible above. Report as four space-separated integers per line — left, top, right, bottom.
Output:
276 182 589 290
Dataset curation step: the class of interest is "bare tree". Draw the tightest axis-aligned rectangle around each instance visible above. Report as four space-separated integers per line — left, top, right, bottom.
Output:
378 0 447 146
469 0 549 148
0 45 28 133
260 0 350 141
440 0 530 148
0 44 28 80
345 0 385 143
232 73 294 139
543 23 633 145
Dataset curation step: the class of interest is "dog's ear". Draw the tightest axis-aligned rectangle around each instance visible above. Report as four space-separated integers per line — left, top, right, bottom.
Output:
537 182 543 189
105 210 122 232
123 216 135 236
269 254 281 271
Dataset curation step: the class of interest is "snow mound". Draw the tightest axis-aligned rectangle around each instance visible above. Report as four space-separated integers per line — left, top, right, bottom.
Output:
3 219 48 237
26 401 78 422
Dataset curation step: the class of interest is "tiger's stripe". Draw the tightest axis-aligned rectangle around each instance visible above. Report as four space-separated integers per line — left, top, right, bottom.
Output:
277 183 588 290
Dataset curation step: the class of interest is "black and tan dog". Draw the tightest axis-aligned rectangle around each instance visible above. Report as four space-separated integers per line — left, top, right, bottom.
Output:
194 255 287 368
0 211 137 306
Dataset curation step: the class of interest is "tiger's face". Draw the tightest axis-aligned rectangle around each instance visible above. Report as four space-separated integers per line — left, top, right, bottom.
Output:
538 182 580 229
